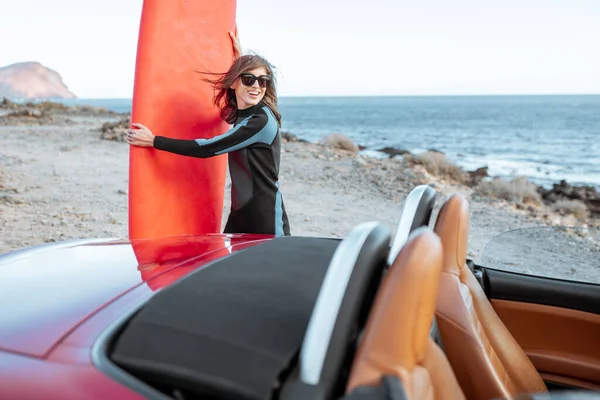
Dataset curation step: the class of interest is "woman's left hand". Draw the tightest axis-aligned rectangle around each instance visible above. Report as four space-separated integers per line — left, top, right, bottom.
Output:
127 123 155 147
230 24 242 60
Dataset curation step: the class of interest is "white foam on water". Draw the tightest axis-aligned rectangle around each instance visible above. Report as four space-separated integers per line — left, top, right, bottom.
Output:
450 154 600 188
358 149 389 159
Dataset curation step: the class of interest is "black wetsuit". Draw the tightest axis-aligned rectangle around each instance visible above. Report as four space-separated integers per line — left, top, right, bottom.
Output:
153 101 290 236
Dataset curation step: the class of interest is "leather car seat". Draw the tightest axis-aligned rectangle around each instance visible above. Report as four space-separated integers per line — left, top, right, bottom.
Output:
433 193 548 400
346 229 466 400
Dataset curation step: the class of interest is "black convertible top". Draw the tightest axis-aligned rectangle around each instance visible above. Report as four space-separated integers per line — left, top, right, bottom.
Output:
109 236 341 400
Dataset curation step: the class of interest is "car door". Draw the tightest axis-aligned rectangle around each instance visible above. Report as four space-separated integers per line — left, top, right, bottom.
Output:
472 226 600 391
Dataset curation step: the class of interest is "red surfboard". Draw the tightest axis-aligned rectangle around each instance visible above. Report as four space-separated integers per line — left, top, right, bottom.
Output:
128 0 237 240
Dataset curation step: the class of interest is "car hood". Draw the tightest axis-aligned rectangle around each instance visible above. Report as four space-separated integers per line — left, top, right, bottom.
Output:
0 234 270 358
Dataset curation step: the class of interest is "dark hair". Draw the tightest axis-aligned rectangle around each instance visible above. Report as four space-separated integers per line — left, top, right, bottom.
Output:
201 54 281 126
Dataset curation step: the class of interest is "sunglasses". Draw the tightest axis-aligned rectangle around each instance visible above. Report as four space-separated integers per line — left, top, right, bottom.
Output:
240 73 271 88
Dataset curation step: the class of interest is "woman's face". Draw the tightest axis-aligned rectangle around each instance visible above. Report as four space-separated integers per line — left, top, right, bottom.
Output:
231 67 269 110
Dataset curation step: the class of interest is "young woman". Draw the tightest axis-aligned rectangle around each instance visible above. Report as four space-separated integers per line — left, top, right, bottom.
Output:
127 32 290 236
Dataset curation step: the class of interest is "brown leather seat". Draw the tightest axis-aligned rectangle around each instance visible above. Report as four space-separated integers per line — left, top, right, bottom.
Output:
433 193 548 400
346 229 466 400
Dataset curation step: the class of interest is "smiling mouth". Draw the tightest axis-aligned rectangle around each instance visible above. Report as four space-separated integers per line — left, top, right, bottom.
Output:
248 91 260 96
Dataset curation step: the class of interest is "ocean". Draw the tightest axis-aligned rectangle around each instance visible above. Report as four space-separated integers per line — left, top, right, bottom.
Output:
56 95 600 189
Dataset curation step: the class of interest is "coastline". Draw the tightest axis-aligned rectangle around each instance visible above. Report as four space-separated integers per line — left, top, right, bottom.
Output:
8 96 600 191
1 100 599 283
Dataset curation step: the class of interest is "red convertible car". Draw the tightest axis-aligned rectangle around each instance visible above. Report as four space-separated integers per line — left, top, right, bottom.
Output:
1 186 599 400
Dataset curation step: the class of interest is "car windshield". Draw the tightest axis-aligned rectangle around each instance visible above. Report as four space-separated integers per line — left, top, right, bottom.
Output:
479 226 600 284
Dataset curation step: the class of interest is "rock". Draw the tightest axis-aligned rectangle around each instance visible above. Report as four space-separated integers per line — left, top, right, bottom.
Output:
428 148 444 154
377 146 411 158
281 131 308 143
0 61 76 99
0 195 23 205
538 179 600 217
0 97 20 109
467 166 489 186
515 203 526 210
353 158 368 167
281 131 297 142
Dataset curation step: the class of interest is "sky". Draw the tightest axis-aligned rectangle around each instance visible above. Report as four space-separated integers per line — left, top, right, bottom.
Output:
1 0 599 98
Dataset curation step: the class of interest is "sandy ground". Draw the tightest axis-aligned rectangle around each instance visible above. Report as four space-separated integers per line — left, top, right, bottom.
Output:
1 112 598 283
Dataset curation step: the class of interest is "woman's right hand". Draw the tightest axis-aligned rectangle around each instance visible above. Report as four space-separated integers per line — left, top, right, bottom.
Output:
127 123 156 147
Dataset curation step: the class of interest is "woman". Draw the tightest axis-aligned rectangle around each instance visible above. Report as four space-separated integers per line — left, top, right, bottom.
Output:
127 32 290 236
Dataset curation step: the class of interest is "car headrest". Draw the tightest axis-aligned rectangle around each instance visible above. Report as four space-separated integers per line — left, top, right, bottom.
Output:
284 221 391 400
433 193 470 276
388 185 437 265
346 228 444 390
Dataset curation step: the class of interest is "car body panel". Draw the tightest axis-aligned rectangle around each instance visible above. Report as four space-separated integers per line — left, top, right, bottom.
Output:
0 234 271 359
0 239 142 357
0 350 146 400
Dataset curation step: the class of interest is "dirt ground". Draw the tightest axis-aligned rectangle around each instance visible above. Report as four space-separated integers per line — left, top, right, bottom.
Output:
1 110 598 283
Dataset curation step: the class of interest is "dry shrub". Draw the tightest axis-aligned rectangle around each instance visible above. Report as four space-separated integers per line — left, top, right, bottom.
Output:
322 133 358 153
99 116 131 142
551 199 588 221
20 101 112 114
5 109 45 118
32 101 69 111
71 105 113 114
404 151 466 184
475 176 542 205
1 109 53 123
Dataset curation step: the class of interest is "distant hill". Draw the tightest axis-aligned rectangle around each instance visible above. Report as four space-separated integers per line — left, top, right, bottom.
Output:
0 62 76 99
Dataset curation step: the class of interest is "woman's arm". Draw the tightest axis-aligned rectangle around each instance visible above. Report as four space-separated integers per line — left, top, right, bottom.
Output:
128 114 270 158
